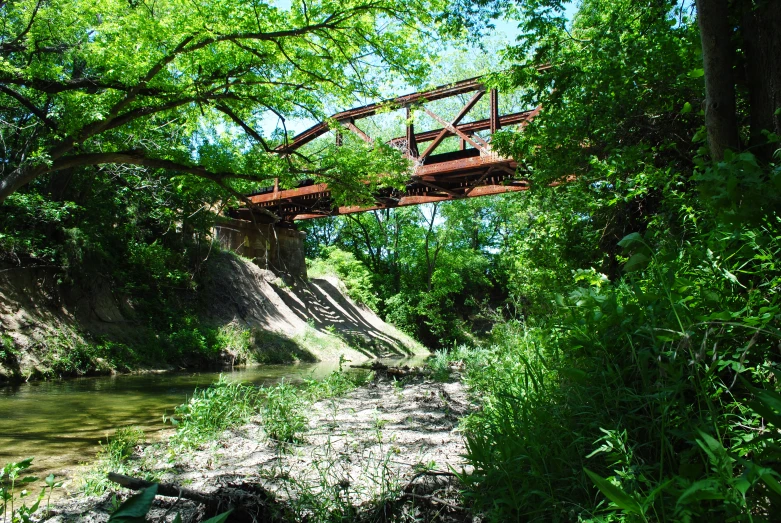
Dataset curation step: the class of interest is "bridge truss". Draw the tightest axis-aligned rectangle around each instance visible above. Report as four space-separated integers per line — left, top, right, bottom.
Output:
236 76 539 222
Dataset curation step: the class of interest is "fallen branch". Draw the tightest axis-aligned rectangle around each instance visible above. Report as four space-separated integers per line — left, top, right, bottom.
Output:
401 492 467 511
108 473 216 506
107 472 286 522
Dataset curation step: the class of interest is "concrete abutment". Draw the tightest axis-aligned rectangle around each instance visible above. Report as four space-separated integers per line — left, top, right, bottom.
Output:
214 218 307 278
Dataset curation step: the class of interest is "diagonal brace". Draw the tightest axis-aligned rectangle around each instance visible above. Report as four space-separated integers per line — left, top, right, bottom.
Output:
422 107 490 155
419 89 485 160
342 119 374 144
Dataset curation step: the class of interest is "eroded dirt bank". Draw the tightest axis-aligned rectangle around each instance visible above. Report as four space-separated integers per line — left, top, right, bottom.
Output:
48 371 474 522
0 252 425 383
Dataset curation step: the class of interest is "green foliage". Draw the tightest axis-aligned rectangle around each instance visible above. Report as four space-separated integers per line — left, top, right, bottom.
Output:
428 349 453 382
304 198 511 347
166 370 366 449
261 381 308 443
82 427 150 496
0 0 451 204
460 212 781 521
37 329 138 378
308 246 379 311
1 458 61 523
0 334 19 363
167 376 262 448
304 368 373 401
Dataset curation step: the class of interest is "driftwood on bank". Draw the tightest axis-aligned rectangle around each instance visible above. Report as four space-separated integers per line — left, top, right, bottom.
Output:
107 472 286 522
350 361 429 378
108 473 215 506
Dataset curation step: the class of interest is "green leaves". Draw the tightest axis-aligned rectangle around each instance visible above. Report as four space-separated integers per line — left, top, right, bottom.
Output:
623 252 650 272
0 0 449 203
107 484 232 522
687 68 705 79
108 484 158 523
618 232 652 272
584 468 646 517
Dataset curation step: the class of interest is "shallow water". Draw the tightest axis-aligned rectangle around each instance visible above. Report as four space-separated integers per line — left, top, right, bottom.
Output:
0 357 423 487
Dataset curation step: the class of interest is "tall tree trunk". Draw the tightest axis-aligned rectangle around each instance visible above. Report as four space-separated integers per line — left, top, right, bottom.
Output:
695 0 741 160
741 0 781 164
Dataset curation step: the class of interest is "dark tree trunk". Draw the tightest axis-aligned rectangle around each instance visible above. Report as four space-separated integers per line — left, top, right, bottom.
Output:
695 0 741 160
741 0 781 164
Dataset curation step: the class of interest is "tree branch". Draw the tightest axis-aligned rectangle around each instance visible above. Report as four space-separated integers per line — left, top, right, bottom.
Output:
0 84 56 129
48 151 265 184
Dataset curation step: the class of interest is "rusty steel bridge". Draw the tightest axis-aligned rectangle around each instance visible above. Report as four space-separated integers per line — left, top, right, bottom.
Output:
235 76 540 223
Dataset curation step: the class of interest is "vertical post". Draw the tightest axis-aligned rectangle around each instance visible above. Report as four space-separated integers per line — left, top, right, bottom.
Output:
459 138 466 150
406 106 418 158
489 88 500 134
273 177 279 193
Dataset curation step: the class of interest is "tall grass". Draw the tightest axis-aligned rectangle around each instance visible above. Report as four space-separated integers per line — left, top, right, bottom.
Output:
166 370 372 449
460 220 781 522
168 375 262 448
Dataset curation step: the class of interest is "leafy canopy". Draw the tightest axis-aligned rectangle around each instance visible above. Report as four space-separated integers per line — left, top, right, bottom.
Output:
0 0 447 204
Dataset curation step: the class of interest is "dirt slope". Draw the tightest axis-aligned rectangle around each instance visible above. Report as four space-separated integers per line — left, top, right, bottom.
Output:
0 252 425 382
201 252 425 363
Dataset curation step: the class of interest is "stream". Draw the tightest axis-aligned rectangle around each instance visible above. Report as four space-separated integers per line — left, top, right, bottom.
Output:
0 358 422 490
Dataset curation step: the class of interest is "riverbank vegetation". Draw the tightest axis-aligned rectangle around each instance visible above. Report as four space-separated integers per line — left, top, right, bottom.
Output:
2 0 780 521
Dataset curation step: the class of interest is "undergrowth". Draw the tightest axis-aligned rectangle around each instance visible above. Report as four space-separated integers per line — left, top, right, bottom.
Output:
81 427 158 496
459 216 781 521
165 369 373 450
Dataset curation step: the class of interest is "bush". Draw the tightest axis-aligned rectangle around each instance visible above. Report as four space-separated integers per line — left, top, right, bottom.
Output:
308 246 379 311
460 219 781 522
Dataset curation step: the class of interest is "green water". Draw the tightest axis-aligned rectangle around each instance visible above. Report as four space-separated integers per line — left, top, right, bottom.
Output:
0 362 350 484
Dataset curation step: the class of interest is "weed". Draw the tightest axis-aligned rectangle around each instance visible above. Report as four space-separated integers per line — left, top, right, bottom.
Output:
81 427 150 495
428 349 452 382
0 334 18 363
262 381 308 443
1 458 61 522
166 375 261 449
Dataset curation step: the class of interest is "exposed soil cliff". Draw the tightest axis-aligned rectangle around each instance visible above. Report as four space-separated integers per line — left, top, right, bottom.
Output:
0 252 425 383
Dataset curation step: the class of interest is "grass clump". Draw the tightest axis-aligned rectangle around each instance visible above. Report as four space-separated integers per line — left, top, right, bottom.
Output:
428 345 492 382
261 381 308 443
167 375 261 448
304 368 373 401
81 427 151 495
166 368 369 449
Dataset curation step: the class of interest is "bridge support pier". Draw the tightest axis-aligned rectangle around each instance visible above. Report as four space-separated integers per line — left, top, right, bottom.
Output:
214 218 307 278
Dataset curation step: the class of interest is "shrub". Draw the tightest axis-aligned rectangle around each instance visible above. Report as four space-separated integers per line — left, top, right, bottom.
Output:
308 246 379 311
460 221 781 521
